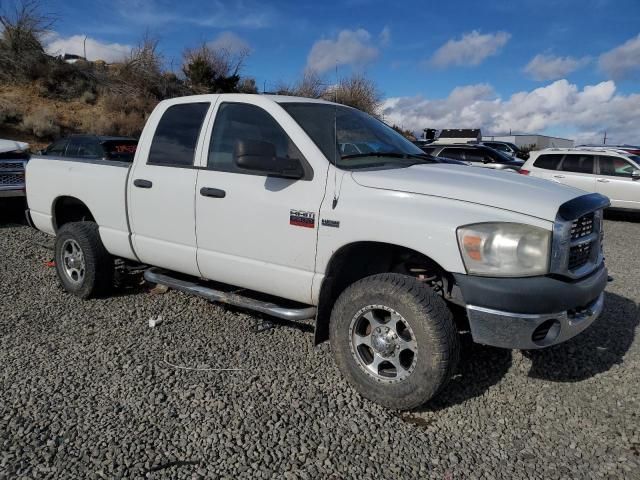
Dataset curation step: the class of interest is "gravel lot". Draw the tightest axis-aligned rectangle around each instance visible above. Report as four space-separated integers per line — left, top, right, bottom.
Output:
1 199 639 479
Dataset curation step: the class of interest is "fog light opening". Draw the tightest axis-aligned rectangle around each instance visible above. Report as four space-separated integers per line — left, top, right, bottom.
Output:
531 319 561 346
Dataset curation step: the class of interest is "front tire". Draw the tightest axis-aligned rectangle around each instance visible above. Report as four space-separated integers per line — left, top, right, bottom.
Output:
54 222 113 299
329 273 459 410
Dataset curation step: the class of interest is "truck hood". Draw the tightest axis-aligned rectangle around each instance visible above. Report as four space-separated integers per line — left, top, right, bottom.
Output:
351 164 584 221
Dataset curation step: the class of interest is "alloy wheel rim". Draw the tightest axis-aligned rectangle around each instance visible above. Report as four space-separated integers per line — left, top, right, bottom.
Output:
349 305 418 384
61 239 85 284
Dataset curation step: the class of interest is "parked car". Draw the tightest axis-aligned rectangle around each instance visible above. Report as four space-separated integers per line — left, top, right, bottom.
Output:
576 144 640 156
480 140 529 160
521 148 640 211
419 143 524 171
0 139 29 198
42 135 138 162
26 94 609 410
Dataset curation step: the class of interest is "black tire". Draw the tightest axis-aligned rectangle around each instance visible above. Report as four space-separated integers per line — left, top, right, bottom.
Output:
329 273 459 410
54 221 113 299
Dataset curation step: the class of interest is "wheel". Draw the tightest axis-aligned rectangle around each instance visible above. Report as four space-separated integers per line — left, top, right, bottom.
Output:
54 222 113 299
329 273 459 410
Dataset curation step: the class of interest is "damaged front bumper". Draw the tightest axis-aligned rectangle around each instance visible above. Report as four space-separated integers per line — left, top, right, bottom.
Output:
453 263 608 349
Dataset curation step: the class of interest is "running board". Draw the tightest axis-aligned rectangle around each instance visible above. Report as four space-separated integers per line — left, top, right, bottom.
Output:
143 268 317 321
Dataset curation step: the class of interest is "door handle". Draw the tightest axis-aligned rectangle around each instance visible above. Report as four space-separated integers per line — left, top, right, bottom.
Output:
597 178 610 183
552 174 565 179
134 179 153 188
200 187 226 198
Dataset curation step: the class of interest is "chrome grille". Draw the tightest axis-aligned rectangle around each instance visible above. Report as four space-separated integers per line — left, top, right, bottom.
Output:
0 173 24 185
0 162 25 170
570 213 594 240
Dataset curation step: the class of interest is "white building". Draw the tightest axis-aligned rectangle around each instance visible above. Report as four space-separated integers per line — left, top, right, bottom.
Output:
483 134 574 150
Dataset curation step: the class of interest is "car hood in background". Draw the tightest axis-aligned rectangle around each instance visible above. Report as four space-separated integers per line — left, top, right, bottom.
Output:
0 139 29 154
351 163 584 222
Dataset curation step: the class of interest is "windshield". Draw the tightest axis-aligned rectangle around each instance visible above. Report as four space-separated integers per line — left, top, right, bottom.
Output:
280 102 426 169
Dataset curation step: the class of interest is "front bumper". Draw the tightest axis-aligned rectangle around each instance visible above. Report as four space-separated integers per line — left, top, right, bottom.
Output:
0 187 25 198
454 264 608 349
466 293 604 349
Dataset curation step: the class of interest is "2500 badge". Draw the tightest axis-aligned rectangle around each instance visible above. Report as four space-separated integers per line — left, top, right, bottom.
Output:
290 209 315 228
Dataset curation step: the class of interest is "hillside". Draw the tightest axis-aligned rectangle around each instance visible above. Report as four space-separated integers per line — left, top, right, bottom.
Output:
0 84 154 150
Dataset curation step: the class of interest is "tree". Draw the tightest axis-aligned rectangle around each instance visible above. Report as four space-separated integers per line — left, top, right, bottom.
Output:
391 124 417 141
0 0 52 81
182 41 250 94
276 71 326 98
329 73 382 116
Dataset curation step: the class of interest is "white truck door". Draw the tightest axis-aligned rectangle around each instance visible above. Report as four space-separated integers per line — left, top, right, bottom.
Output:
128 101 212 276
552 154 597 193
596 155 640 209
195 100 327 304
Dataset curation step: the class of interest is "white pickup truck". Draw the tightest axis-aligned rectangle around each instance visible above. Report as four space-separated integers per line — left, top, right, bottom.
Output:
26 94 610 409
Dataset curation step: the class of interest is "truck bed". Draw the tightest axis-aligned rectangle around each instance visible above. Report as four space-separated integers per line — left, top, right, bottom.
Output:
26 156 136 260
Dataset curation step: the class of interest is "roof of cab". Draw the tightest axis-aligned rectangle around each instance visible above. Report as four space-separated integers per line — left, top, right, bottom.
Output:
158 93 340 107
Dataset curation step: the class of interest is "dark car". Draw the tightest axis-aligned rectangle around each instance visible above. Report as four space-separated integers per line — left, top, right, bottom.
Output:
418 144 523 171
42 135 138 162
480 141 529 160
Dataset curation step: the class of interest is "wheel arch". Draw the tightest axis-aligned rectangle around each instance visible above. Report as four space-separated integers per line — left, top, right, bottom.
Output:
314 241 453 345
52 196 96 232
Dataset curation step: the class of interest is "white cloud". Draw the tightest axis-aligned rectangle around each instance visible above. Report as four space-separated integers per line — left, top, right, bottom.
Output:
379 26 391 47
524 54 590 81
207 31 251 54
430 30 511 68
306 28 379 73
116 0 273 28
599 33 640 79
382 79 640 144
46 34 131 62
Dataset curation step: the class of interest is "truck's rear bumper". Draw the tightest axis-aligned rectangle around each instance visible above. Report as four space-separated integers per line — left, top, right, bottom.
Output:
453 264 608 349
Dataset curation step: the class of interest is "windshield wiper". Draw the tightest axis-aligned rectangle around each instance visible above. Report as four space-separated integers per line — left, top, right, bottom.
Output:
341 152 434 162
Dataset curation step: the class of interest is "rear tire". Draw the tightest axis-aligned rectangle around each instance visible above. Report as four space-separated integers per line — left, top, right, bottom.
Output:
329 273 459 410
54 222 113 299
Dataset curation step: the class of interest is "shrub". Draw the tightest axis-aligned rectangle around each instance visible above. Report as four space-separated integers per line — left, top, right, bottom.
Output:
0 98 23 124
22 108 60 138
80 90 96 104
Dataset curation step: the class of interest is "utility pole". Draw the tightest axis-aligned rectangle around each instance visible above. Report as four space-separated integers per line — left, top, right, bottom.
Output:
603 131 607 145
83 35 87 60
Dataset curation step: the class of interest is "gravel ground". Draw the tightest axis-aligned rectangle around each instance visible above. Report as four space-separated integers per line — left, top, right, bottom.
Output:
1 200 639 479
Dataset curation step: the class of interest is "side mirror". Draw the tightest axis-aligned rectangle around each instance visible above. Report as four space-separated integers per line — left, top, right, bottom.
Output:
233 140 304 179
632 169 640 180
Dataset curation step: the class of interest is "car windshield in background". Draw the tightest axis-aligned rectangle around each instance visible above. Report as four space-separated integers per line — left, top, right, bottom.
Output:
103 140 137 162
281 103 427 169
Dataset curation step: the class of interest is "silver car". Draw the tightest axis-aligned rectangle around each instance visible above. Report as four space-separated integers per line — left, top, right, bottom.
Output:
522 148 640 211
0 140 29 198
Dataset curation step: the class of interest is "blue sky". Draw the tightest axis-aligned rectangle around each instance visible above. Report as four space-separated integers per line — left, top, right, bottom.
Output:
47 0 640 142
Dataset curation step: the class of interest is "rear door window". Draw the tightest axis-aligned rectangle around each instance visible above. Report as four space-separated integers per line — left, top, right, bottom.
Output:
148 103 210 166
464 149 488 163
560 155 595 174
439 148 467 161
533 154 563 170
598 156 636 177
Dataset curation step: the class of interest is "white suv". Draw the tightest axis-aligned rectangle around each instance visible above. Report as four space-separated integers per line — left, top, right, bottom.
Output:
522 148 640 211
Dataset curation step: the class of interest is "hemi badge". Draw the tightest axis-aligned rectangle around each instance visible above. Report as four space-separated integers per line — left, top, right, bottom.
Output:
290 209 315 228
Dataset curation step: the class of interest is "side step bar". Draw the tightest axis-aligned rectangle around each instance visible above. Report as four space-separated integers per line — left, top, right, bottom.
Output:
143 268 317 321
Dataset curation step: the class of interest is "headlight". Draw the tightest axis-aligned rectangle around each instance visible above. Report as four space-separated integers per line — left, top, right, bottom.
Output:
457 223 551 277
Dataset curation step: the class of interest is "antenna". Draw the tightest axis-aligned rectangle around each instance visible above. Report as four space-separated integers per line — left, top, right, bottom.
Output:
332 61 339 209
